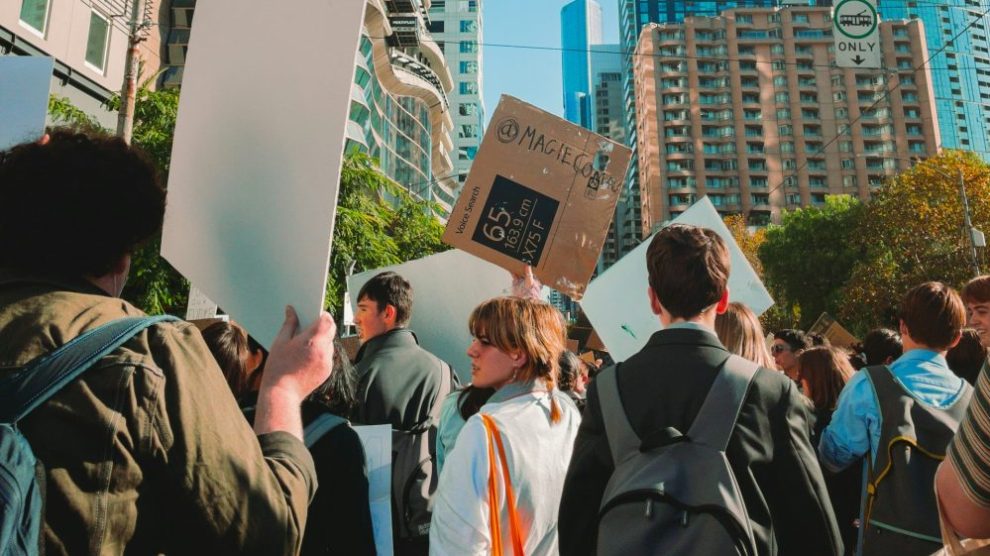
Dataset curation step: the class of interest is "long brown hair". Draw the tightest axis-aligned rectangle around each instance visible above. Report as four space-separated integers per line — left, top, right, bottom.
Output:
714 302 775 369
798 346 855 410
468 296 567 423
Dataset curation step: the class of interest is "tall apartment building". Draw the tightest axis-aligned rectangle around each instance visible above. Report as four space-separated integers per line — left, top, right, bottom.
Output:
879 1 990 161
634 7 940 231
162 0 459 217
618 0 786 237
427 0 485 195
2 0 166 129
561 0 603 128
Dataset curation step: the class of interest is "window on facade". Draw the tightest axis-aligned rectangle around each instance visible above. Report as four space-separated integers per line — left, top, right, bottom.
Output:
460 61 478 74
19 0 50 34
460 40 478 53
460 20 478 32
429 21 445 33
459 103 478 116
460 81 478 94
85 11 111 72
459 124 480 138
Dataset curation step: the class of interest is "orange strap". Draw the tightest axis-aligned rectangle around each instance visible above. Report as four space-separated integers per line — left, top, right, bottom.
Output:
482 414 525 556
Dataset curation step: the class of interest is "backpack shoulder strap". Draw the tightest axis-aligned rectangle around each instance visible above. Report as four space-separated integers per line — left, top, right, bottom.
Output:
597 364 640 466
0 315 179 424
687 354 759 451
303 413 347 448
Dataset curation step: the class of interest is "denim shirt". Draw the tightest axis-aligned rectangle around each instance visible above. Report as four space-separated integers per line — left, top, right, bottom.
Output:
818 349 967 472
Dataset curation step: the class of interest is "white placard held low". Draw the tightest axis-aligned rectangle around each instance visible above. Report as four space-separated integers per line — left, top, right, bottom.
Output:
0 56 54 151
161 0 366 348
353 425 394 556
348 249 548 382
579 196 774 362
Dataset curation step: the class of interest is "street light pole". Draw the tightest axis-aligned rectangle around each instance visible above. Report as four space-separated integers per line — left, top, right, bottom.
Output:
958 168 983 276
116 0 148 145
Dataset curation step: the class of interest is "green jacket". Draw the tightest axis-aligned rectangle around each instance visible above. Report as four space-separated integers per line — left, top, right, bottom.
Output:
0 270 317 555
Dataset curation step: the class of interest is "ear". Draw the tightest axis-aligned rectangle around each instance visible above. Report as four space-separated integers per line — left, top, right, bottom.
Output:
648 286 662 316
513 351 528 368
383 304 398 326
715 288 730 314
899 319 909 338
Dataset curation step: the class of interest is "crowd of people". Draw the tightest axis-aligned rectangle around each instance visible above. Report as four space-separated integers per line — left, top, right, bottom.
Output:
5 129 990 555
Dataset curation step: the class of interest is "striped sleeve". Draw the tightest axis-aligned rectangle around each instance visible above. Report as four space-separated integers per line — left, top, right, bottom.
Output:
949 360 990 507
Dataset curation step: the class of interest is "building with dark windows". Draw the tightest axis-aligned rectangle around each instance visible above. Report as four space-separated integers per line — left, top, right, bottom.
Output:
161 0 459 218
634 6 940 230
879 1 990 162
2 0 167 128
427 0 485 197
619 0 829 235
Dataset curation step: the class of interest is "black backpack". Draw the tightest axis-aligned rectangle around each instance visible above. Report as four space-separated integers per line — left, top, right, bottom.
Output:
595 355 760 556
391 360 455 541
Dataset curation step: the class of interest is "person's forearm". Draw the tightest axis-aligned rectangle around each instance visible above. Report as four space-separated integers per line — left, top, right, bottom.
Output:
936 458 990 539
254 385 305 440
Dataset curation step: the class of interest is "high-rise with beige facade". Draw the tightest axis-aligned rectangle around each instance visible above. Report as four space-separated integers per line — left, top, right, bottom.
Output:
634 5 940 231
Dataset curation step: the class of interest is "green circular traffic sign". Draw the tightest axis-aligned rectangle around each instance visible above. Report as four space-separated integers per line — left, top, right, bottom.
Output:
834 0 878 40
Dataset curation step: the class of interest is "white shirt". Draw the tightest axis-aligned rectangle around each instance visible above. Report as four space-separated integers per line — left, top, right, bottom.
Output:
429 382 581 555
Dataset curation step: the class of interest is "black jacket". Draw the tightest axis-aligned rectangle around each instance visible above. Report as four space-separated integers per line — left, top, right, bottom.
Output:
354 328 457 430
558 327 843 555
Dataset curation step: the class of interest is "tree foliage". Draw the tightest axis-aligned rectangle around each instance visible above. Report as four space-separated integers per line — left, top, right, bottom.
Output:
50 93 448 318
838 150 990 333
757 195 865 330
326 152 448 317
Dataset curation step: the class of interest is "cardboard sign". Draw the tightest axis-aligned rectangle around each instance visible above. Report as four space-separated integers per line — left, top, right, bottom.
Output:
808 312 860 349
0 56 53 151
443 95 632 300
348 249 547 383
579 197 774 362
161 0 367 348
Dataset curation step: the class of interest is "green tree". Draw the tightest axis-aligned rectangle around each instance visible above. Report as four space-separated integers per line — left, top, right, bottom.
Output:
758 195 865 329
326 152 449 317
839 150 990 333
50 93 448 318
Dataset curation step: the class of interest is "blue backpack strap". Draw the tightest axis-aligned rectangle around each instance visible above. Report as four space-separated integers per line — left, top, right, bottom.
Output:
0 315 179 424
303 413 347 448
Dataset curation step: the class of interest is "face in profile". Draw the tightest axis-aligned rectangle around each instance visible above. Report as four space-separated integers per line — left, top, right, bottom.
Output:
966 300 990 348
354 297 389 343
771 339 799 377
467 335 520 390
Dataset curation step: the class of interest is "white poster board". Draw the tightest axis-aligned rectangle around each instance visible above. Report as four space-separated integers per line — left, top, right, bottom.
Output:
348 249 547 382
580 196 774 362
161 0 367 348
0 56 54 151
353 425 394 556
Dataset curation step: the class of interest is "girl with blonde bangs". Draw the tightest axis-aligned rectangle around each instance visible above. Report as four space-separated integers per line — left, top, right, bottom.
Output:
430 296 581 555
715 301 775 369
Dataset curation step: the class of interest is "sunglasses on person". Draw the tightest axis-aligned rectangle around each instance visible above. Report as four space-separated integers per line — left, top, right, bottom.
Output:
770 344 792 355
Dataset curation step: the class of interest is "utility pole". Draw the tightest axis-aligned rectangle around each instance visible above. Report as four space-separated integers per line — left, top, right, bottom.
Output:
958 169 984 276
116 0 149 145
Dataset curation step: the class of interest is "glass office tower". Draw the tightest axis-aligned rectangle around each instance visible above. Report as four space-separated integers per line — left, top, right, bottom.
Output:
879 1 990 160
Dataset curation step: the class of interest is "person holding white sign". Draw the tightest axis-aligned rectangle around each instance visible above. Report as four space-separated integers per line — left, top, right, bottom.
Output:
430 296 581 555
0 130 337 554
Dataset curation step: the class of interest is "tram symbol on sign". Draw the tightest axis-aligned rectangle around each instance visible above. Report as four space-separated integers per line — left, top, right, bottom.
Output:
839 11 873 27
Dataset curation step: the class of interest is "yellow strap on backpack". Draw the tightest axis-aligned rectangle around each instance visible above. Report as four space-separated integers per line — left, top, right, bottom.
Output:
482 414 525 556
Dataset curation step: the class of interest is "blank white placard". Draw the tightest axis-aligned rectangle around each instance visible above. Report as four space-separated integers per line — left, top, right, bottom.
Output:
0 56 54 151
161 1 367 348
579 196 774 362
348 249 549 382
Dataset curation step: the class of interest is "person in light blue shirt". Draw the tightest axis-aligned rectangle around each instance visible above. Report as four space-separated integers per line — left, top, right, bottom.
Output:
818 281 971 556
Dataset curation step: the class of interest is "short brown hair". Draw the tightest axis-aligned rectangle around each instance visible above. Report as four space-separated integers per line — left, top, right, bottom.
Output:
898 282 965 350
647 224 730 319
469 296 567 422
963 276 990 305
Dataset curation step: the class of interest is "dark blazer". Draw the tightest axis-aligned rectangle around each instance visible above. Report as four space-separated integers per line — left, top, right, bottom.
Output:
558 327 843 556
354 328 458 430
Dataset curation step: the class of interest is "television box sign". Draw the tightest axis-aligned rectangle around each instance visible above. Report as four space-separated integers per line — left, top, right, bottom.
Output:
443 95 632 300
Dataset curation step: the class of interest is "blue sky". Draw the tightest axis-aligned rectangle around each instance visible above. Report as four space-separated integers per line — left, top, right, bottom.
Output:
481 0 619 126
